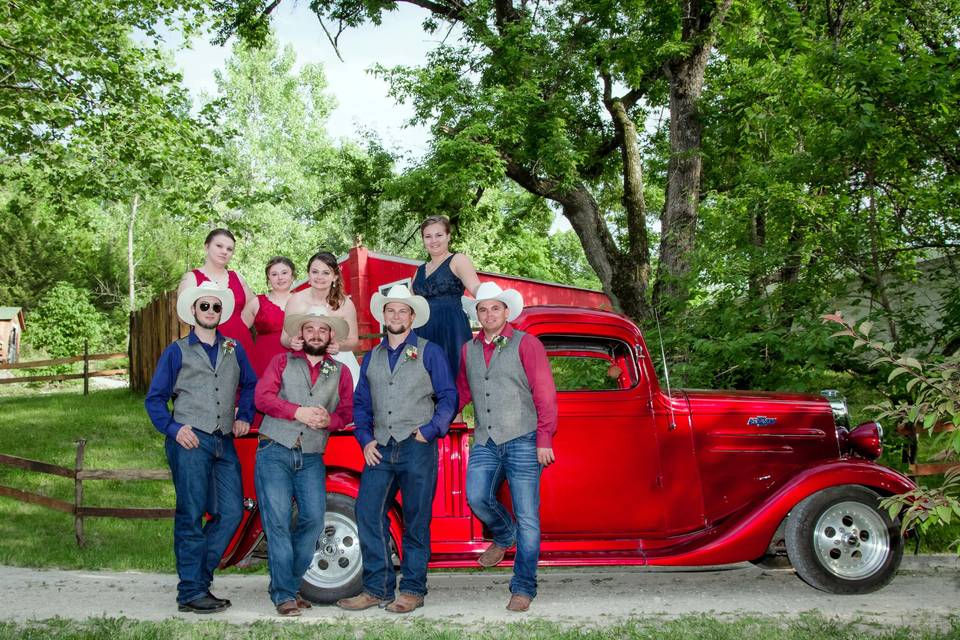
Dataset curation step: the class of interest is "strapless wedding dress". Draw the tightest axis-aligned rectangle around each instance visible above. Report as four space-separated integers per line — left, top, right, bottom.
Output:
313 303 360 389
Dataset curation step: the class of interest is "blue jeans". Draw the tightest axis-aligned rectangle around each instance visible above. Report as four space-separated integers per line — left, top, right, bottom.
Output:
254 440 327 606
466 430 541 599
165 430 243 604
356 437 438 600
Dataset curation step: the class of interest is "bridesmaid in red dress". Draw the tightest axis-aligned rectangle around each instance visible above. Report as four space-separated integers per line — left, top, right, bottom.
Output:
242 256 295 377
177 228 255 357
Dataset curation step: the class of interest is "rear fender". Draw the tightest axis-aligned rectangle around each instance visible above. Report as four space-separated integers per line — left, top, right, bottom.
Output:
649 460 915 566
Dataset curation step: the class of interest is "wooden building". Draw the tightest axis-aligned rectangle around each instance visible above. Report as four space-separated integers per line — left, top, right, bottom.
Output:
0 307 25 364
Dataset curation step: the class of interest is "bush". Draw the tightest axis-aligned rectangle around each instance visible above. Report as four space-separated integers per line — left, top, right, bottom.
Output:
824 312 960 548
26 284 105 370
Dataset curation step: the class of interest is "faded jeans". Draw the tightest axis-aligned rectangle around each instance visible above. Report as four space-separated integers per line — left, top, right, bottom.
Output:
165 430 243 604
466 430 541 599
355 436 438 600
254 439 327 606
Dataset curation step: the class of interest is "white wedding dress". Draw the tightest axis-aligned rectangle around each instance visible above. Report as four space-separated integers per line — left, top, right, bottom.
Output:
313 303 360 389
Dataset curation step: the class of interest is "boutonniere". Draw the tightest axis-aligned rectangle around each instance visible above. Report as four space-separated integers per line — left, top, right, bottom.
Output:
403 345 419 362
492 334 509 352
320 359 337 377
222 339 236 355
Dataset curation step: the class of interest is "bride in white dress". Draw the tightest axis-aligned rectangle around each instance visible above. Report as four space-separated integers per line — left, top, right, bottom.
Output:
281 251 361 387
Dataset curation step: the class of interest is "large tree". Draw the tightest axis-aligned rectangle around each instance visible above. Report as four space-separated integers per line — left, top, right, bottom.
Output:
212 0 734 321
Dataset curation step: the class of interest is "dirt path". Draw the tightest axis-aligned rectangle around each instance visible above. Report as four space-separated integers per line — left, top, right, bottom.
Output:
0 557 956 626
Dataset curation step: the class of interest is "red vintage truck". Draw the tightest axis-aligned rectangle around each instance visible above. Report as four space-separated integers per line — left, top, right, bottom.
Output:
220 305 914 600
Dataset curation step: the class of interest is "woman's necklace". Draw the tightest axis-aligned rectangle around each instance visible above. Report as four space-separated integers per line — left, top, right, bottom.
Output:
202 266 228 286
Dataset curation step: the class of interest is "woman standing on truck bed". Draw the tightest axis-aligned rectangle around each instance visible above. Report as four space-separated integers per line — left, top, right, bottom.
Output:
412 215 481 375
243 256 296 377
177 228 255 358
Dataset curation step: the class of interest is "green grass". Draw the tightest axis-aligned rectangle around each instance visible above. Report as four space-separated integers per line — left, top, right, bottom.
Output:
0 615 957 640
0 388 175 571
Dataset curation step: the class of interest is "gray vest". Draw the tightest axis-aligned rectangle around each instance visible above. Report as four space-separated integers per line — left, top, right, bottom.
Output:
259 354 342 453
365 336 435 444
465 330 538 445
171 335 240 434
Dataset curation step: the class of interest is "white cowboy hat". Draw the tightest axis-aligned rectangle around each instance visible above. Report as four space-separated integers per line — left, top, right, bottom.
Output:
176 280 235 326
370 284 430 329
283 306 350 341
462 281 524 322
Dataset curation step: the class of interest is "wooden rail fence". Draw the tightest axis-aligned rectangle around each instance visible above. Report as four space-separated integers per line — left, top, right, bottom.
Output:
0 343 126 394
0 439 172 547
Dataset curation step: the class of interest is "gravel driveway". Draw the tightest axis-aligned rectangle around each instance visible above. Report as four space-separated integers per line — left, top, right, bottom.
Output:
0 557 956 626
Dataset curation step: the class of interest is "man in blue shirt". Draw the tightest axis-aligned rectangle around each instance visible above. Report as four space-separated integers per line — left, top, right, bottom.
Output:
145 280 257 614
337 284 457 614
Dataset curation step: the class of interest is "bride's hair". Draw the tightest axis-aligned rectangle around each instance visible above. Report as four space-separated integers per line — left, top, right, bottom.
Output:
306 251 344 310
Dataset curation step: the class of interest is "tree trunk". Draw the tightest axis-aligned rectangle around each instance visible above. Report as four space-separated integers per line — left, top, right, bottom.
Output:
607 98 652 320
128 194 139 311
653 0 733 314
504 159 652 321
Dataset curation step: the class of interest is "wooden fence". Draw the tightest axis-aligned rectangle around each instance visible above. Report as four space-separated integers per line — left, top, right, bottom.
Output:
0 439 173 547
0 343 126 394
129 290 189 393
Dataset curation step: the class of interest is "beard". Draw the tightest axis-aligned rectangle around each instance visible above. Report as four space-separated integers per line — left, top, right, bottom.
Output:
303 340 329 356
385 323 408 335
195 317 219 330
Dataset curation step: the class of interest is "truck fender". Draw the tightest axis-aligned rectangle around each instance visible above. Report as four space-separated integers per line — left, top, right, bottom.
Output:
651 460 915 567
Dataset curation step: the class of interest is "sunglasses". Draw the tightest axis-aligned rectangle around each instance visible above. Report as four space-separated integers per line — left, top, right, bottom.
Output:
197 302 222 313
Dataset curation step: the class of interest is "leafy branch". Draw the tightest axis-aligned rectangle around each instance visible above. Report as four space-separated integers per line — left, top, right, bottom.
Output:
823 311 960 543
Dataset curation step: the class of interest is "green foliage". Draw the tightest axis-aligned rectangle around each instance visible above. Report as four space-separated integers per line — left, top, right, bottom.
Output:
549 356 620 392
207 33 360 283
27 284 106 361
825 312 960 545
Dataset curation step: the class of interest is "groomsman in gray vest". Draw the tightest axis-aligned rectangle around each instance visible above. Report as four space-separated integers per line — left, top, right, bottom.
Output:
457 282 557 612
254 308 355 616
337 284 457 614
145 280 257 614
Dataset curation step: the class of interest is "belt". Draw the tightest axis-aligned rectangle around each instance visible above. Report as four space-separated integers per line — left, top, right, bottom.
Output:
258 433 302 448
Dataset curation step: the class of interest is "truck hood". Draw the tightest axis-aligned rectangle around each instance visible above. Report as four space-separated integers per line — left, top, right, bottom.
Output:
678 388 833 415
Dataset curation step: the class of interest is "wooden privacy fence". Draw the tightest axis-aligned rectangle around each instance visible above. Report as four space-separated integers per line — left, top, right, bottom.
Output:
129 290 188 393
0 343 126 394
0 439 172 548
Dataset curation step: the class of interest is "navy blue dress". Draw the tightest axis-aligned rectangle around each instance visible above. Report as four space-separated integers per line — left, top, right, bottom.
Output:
412 254 473 376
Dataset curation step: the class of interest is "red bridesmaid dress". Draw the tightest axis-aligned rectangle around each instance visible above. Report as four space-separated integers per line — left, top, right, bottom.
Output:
251 293 290 377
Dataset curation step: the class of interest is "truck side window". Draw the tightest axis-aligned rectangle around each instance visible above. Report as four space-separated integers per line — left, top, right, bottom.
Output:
540 335 637 392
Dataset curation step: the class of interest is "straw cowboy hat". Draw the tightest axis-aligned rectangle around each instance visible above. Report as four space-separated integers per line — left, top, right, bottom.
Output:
462 281 525 322
369 284 430 329
176 280 235 326
283 306 350 341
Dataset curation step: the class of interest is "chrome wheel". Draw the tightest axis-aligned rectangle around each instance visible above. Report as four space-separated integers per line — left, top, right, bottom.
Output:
786 485 902 594
302 510 362 590
811 500 890 579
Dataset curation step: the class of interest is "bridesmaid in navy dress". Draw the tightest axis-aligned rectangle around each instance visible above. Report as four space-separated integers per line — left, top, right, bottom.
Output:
412 215 481 376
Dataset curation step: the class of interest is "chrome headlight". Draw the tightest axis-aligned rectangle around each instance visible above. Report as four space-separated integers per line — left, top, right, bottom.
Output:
820 389 850 429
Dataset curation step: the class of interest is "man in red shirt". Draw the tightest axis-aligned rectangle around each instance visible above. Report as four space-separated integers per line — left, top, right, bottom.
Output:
457 282 558 612
254 308 354 616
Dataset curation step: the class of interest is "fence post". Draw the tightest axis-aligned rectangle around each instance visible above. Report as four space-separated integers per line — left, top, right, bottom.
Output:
83 341 89 396
74 439 86 548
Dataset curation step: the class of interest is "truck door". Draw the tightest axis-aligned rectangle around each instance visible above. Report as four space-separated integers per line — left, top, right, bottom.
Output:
530 323 665 537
